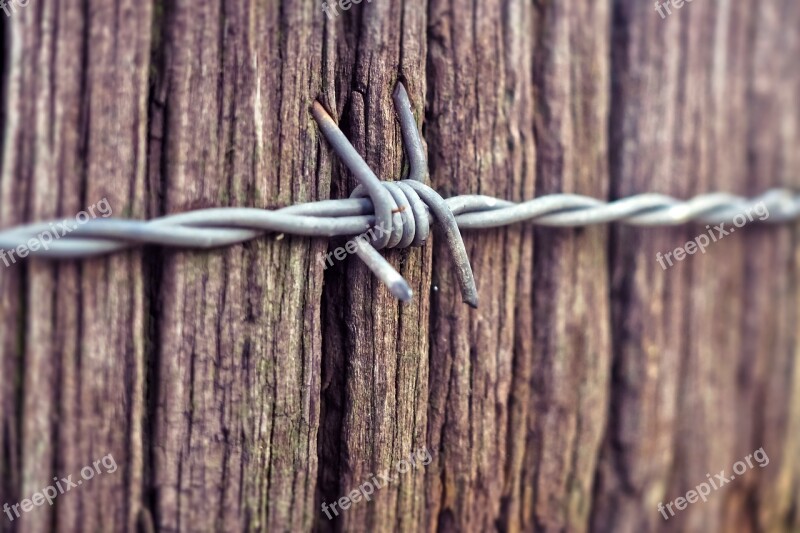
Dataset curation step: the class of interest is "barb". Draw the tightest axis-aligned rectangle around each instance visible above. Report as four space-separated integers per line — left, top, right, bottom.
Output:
0 82 798 307
312 84 479 307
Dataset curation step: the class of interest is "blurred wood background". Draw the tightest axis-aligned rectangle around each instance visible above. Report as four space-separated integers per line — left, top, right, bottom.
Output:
0 0 799 532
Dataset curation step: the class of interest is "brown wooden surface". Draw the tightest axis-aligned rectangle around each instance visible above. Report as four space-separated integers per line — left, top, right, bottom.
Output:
0 1 798 532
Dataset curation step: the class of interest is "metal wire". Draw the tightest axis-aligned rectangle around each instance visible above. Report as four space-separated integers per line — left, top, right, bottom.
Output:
1 82 798 306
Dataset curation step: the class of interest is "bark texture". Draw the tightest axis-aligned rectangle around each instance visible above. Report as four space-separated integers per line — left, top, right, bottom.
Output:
0 1 798 532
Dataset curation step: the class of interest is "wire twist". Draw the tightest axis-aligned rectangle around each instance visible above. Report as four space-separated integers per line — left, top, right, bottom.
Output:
1 83 798 307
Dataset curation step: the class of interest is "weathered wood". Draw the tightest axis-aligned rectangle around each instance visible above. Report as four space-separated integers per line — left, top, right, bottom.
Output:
0 2 151 532
424 0 541 530
148 2 326 531
315 2 432 532
0 1 799 532
593 2 800 532
527 2 614 531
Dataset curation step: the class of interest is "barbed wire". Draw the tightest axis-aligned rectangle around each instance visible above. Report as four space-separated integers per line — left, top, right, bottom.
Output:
0 83 798 307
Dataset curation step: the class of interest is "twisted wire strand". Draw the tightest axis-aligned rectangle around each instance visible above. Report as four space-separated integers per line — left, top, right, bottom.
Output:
1 188 797 249
0 190 796 253
1 82 798 307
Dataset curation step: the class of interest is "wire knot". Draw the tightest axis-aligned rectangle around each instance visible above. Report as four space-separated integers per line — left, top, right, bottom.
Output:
350 182 430 250
312 83 479 307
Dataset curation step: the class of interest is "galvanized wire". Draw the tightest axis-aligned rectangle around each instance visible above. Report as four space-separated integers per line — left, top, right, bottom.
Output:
0 83 798 306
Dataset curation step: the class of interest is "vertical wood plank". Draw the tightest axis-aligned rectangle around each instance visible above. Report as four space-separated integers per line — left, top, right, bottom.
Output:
149 1 326 530
0 1 151 531
422 0 559 530
736 2 800 531
315 1 432 531
70 1 151 529
526 2 612 531
594 1 800 532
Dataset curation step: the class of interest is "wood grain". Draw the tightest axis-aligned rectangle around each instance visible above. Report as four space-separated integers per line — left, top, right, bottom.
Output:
0 1 798 532
149 1 326 531
0 1 150 531
593 1 800 532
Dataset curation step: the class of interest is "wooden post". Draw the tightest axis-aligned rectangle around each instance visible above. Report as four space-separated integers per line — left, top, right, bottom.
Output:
0 1 798 532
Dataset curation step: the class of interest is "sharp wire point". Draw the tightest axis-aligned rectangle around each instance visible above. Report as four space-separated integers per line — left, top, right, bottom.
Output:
391 280 414 302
